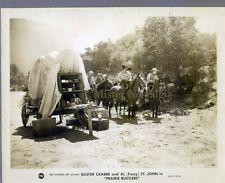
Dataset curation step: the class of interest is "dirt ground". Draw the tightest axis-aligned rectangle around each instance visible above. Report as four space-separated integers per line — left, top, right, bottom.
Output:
10 92 217 169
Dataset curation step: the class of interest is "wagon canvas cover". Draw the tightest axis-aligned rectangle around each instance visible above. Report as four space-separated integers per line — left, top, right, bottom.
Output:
28 49 90 118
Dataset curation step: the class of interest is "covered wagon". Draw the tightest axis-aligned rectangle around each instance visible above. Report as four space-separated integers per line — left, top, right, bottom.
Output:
21 49 93 136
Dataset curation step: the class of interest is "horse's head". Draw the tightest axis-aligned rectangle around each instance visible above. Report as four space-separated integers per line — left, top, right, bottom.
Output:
120 79 128 89
97 79 113 90
147 79 160 93
135 74 145 89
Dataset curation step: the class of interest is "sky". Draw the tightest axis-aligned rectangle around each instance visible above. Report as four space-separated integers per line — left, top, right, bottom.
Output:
6 8 217 53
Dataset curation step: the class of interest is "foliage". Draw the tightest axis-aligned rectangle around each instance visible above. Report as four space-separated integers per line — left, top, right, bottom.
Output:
10 64 27 91
82 40 114 73
81 17 216 107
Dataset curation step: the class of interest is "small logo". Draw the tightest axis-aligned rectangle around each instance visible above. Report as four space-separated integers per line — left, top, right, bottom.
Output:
38 173 44 179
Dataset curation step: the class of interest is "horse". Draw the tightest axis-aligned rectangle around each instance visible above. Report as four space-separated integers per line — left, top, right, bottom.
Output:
96 79 113 109
109 75 144 118
124 74 145 118
86 86 97 102
110 84 127 117
144 79 160 118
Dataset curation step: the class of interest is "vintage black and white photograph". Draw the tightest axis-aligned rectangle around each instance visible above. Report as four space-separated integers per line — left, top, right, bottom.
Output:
5 8 217 171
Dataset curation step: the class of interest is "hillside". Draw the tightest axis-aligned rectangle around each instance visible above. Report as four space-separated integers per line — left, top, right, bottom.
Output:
10 18 74 74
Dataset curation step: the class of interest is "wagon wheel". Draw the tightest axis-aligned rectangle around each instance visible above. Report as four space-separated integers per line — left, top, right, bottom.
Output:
21 104 29 127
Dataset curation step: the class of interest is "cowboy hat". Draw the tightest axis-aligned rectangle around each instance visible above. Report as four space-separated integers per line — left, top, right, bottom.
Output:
102 74 108 80
151 68 159 72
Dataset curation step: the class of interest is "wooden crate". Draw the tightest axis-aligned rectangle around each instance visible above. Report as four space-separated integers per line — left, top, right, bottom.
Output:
92 118 109 131
32 118 56 137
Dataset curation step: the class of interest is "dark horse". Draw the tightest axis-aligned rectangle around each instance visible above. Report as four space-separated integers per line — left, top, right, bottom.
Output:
125 75 145 118
110 84 127 117
96 79 113 109
144 80 160 118
110 75 144 118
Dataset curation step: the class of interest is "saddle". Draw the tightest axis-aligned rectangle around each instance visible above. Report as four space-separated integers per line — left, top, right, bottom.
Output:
147 81 160 98
120 80 130 101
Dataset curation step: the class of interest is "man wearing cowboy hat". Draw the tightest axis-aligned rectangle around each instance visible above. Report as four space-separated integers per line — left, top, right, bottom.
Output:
118 64 132 82
147 68 159 83
95 73 103 85
126 67 134 80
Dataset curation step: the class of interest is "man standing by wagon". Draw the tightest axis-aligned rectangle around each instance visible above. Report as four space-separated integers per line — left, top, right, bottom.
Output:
88 70 95 89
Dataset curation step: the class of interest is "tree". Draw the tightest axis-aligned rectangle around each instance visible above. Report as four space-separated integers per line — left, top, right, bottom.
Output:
82 40 114 74
109 33 144 74
10 64 27 91
81 16 216 106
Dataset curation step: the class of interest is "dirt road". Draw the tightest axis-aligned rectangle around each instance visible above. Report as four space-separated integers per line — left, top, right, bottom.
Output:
10 92 216 168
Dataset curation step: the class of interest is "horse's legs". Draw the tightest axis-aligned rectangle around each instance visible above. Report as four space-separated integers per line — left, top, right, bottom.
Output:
156 100 160 118
128 104 134 118
152 104 155 118
128 105 131 118
102 100 105 108
115 103 118 115
92 90 96 101
131 104 133 118
132 106 134 118
134 104 136 117
131 104 136 118
108 100 112 118
106 100 110 110
97 99 101 107
158 100 160 114
109 107 111 118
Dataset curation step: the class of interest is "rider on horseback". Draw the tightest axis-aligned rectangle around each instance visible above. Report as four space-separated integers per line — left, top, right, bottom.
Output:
118 65 133 100
118 65 132 87
147 68 160 98
145 68 160 117
147 68 159 84
95 73 103 85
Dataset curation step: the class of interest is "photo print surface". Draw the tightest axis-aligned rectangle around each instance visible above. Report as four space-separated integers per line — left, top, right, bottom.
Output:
7 8 217 170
